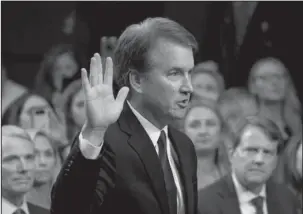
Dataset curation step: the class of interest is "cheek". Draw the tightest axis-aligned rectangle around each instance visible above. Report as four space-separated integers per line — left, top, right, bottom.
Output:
2 167 15 180
185 127 198 141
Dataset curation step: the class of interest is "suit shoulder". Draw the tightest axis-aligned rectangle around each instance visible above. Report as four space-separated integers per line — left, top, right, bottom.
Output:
199 177 226 198
27 202 49 214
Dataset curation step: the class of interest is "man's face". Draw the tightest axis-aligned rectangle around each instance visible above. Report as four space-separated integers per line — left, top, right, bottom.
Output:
230 125 278 189
140 38 194 121
2 136 35 196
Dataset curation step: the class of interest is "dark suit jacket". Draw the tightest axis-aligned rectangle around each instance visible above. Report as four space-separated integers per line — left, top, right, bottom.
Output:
200 2 303 90
28 202 49 214
51 103 198 214
198 174 300 214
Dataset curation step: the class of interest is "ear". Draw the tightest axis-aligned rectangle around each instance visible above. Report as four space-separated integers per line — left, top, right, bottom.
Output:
129 69 144 94
227 147 235 161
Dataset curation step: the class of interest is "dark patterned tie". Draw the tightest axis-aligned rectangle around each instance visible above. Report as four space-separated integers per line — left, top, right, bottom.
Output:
157 130 177 214
13 208 26 214
251 196 264 214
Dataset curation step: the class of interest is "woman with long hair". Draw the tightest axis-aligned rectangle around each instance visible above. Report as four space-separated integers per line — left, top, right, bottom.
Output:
248 57 302 149
26 129 61 209
34 43 86 108
183 99 230 190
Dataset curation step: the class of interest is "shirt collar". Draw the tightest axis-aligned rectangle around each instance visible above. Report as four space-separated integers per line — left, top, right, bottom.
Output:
2 197 30 214
127 101 168 147
232 172 266 203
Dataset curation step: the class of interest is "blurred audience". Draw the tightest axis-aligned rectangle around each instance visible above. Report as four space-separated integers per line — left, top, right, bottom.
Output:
2 125 49 214
277 134 302 210
217 87 259 151
218 87 259 133
183 100 230 190
198 116 300 214
26 130 61 210
248 57 302 148
34 44 85 108
2 63 28 117
191 61 225 102
61 79 86 141
2 92 68 147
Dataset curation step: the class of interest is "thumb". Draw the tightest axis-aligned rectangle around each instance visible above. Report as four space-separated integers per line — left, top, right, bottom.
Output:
116 87 129 106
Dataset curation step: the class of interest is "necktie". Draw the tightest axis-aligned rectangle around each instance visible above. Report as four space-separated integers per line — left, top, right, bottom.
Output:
13 208 26 214
157 130 177 214
251 196 264 214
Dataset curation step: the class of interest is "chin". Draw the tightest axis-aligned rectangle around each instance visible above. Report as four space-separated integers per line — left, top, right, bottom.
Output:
35 176 52 185
14 185 32 193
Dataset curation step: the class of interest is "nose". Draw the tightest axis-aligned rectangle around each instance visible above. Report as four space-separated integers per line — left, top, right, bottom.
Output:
198 123 209 136
17 158 34 172
253 151 265 164
36 154 48 167
180 73 193 94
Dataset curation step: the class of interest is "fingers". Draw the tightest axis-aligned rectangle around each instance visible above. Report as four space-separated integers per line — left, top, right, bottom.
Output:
104 57 114 85
94 53 103 84
116 86 129 106
89 57 98 86
81 68 91 95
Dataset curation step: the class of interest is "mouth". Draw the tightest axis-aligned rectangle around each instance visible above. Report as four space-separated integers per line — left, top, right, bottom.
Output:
14 177 31 183
177 99 190 108
249 169 265 173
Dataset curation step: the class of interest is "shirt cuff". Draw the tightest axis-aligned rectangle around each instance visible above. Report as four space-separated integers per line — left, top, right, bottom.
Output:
79 132 103 160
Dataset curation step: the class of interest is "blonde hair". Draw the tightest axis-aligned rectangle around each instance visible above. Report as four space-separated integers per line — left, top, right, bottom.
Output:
248 57 302 135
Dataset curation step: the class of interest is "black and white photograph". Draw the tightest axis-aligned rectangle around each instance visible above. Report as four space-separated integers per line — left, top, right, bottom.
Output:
1 2 302 214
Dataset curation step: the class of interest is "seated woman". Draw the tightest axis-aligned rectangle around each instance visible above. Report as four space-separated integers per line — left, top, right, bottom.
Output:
248 57 302 149
191 61 225 102
26 129 61 209
2 92 67 147
183 99 230 190
34 43 86 110
61 79 86 142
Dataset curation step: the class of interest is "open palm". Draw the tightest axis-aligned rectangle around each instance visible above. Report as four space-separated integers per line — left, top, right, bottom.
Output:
81 53 129 130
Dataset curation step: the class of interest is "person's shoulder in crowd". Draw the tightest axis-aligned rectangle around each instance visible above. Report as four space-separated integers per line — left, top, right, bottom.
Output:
28 202 50 214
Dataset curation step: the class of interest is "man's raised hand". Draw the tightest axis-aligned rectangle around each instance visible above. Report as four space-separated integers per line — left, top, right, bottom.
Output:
81 53 129 144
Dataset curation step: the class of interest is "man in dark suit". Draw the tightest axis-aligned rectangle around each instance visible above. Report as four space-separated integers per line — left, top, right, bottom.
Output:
198 116 300 214
51 17 198 214
2 125 49 214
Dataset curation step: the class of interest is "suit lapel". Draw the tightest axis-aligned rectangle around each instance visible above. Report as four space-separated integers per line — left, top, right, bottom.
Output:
118 104 170 214
219 175 242 214
266 181 282 214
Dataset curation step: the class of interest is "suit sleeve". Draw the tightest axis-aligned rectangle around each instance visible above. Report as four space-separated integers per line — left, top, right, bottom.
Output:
50 134 115 214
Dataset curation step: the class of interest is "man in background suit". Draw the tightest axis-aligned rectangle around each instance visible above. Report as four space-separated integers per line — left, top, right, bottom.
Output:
2 125 49 214
201 2 303 91
51 17 198 214
198 116 300 214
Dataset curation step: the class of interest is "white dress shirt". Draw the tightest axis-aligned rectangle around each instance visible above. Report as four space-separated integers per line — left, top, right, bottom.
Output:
79 101 185 214
2 197 29 214
232 173 268 214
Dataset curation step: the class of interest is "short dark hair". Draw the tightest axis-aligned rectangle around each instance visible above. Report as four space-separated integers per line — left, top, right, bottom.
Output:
113 17 198 90
230 116 284 154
